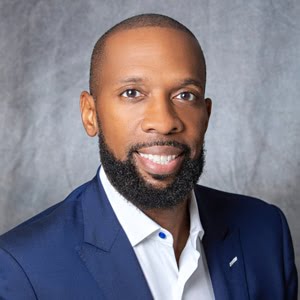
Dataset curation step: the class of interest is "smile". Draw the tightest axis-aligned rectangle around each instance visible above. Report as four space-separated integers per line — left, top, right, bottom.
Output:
139 153 177 165
133 145 185 177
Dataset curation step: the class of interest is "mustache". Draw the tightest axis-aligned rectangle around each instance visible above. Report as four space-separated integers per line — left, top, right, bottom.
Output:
127 140 191 156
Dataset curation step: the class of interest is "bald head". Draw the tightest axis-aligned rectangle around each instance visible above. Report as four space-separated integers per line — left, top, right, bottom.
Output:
89 13 206 97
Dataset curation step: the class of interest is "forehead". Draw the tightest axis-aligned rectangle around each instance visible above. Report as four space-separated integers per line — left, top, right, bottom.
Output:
99 27 205 86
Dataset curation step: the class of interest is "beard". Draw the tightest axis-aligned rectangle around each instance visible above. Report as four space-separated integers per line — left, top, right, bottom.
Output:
98 129 205 211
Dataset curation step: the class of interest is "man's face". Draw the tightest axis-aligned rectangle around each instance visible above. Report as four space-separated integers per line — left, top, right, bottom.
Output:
82 27 211 208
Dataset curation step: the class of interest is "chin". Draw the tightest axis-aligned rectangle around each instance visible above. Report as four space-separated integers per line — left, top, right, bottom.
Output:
142 173 176 189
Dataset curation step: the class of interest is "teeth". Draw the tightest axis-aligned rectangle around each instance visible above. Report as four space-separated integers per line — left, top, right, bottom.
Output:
139 153 177 165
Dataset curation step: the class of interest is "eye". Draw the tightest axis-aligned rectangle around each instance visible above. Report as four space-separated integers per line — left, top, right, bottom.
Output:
175 91 197 101
121 89 142 98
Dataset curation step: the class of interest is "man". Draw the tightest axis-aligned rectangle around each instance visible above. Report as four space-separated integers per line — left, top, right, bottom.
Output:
0 14 297 300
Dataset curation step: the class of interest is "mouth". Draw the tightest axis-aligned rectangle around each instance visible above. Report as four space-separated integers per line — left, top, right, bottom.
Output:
134 145 185 177
139 153 177 165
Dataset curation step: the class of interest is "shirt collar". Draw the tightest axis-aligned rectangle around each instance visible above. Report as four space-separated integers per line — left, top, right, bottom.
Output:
189 189 205 247
99 167 204 247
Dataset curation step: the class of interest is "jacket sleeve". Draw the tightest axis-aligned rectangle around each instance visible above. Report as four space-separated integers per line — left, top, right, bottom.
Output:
0 247 37 300
275 206 298 300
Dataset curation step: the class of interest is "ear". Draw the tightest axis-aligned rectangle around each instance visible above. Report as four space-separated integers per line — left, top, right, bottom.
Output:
80 91 98 137
204 98 212 131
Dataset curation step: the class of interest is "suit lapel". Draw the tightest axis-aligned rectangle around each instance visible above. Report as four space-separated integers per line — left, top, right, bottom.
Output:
195 186 250 300
77 174 152 299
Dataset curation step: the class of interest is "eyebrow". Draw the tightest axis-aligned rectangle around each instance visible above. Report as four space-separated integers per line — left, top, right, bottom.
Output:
176 78 203 89
117 76 204 89
117 77 147 84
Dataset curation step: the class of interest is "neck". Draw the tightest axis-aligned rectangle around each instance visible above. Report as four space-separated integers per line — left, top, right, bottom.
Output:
142 197 190 265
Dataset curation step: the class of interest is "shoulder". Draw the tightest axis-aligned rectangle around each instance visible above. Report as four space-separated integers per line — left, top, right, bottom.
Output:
196 185 298 297
195 184 273 208
194 184 294 250
194 184 283 225
0 177 100 298
0 179 92 256
195 184 295 264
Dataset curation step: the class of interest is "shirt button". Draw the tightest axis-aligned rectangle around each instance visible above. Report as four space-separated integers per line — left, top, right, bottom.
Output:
158 232 166 239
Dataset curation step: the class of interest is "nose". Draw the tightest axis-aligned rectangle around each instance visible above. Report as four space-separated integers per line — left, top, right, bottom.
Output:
141 94 184 135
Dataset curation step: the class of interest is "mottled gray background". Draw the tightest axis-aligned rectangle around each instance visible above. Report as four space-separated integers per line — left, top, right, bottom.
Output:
0 0 299 290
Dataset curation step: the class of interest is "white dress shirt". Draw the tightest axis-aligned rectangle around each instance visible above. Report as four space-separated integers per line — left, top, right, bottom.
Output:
100 167 215 300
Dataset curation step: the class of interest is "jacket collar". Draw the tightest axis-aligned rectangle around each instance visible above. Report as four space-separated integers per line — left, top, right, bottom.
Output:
78 171 153 299
195 185 250 300
81 172 121 251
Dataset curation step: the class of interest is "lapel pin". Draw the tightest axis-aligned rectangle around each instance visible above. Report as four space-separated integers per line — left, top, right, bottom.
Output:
229 256 238 267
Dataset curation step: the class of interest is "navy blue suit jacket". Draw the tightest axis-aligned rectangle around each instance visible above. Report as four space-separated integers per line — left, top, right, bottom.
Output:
0 173 297 299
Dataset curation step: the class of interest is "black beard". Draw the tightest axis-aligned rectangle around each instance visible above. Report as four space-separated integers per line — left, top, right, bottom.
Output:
98 131 205 210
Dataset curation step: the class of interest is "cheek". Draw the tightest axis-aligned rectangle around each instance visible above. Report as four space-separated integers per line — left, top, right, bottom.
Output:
181 112 208 156
97 102 141 160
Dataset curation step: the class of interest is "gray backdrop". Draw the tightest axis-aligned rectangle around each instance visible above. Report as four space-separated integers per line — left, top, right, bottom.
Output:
1 0 299 291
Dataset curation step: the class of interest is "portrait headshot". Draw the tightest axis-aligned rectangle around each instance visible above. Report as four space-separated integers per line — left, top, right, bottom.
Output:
0 1 299 299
